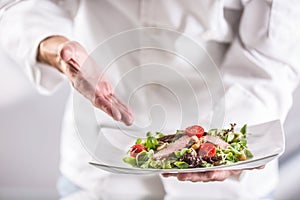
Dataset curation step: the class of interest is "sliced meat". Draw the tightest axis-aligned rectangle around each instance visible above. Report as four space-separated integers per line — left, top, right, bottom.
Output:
157 134 176 143
153 135 191 160
203 135 229 149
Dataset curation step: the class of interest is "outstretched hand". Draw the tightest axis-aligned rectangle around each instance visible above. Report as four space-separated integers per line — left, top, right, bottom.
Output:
38 36 133 125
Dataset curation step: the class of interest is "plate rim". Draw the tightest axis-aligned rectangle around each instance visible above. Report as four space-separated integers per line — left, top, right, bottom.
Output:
89 153 279 174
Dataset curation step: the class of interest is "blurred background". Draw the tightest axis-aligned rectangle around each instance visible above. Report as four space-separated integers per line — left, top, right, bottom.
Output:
0 47 299 200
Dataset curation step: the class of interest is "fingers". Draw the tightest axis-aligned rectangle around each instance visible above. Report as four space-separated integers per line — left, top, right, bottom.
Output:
161 173 172 178
162 171 233 183
59 41 88 74
110 101 122 122
94 94 134 126
162 173 191 181
97 81 133 125
256 165 265 170
111 96 134 125
163 168 260 183
244 165 265 171
177 173 192 181
162 167 259 183
60 43 74 62
230 170 242 175
94 95 114 117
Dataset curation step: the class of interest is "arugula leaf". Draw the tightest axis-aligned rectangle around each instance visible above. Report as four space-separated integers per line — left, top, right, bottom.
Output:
174 148 191 158
174 151 181 158
180 148 191 156
162 160 172 169
123 157 137 167
240 124 247 134
244 149 253 159
225 132 235 142
136 150 155 168
174 161 189 169
146 131 152 137
135 138 143 144
145 136 159 150
156 132 164 138
208 128 218 136
226 152 239 163
201 162 213 167
176 130 185 134
148 160 161 169
136 151 149 167
228 146 242 156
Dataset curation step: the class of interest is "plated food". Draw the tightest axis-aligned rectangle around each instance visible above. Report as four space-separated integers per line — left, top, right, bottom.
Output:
123 124 253 169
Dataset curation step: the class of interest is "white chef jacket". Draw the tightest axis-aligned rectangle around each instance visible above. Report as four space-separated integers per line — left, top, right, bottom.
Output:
1 0 300 199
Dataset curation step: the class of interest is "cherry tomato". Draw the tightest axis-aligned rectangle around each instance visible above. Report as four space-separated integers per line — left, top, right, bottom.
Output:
185 125 205 138
198 143 216 157
130 144 147 157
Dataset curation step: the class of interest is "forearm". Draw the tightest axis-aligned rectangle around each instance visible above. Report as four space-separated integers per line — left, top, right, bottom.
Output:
0 0 74 93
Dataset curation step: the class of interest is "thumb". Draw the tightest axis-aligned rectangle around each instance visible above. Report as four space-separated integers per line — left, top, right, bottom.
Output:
59 42 81 73
60 43 74 63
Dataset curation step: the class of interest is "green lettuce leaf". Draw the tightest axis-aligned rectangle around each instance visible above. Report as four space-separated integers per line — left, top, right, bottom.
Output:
174 161 189 169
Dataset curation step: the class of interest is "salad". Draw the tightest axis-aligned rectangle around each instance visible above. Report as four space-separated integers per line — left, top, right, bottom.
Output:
123 123 253 169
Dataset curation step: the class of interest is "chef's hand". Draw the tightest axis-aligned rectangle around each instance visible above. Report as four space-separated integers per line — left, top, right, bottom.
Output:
162 166 264 182
162 170 241 182
37 36 134 125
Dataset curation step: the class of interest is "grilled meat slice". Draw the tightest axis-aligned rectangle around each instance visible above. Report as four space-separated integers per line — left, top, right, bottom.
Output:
153 135 191 160
203 135 229 149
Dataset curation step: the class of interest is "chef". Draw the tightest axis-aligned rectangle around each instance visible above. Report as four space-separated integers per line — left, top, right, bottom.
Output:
1 0 299 199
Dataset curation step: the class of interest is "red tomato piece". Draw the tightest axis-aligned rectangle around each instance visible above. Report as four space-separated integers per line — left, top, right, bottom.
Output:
130 144 147 157
185 125 205 138
198 143 216 157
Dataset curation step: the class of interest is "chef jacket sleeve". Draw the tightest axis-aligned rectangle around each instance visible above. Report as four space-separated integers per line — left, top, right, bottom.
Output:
0 0 76 94
220 0 300 125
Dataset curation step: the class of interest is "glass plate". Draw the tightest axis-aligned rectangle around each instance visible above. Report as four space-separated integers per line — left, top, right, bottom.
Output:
89 119 285 174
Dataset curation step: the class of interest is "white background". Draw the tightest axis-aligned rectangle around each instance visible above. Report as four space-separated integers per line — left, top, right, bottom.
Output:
0 48 299 199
